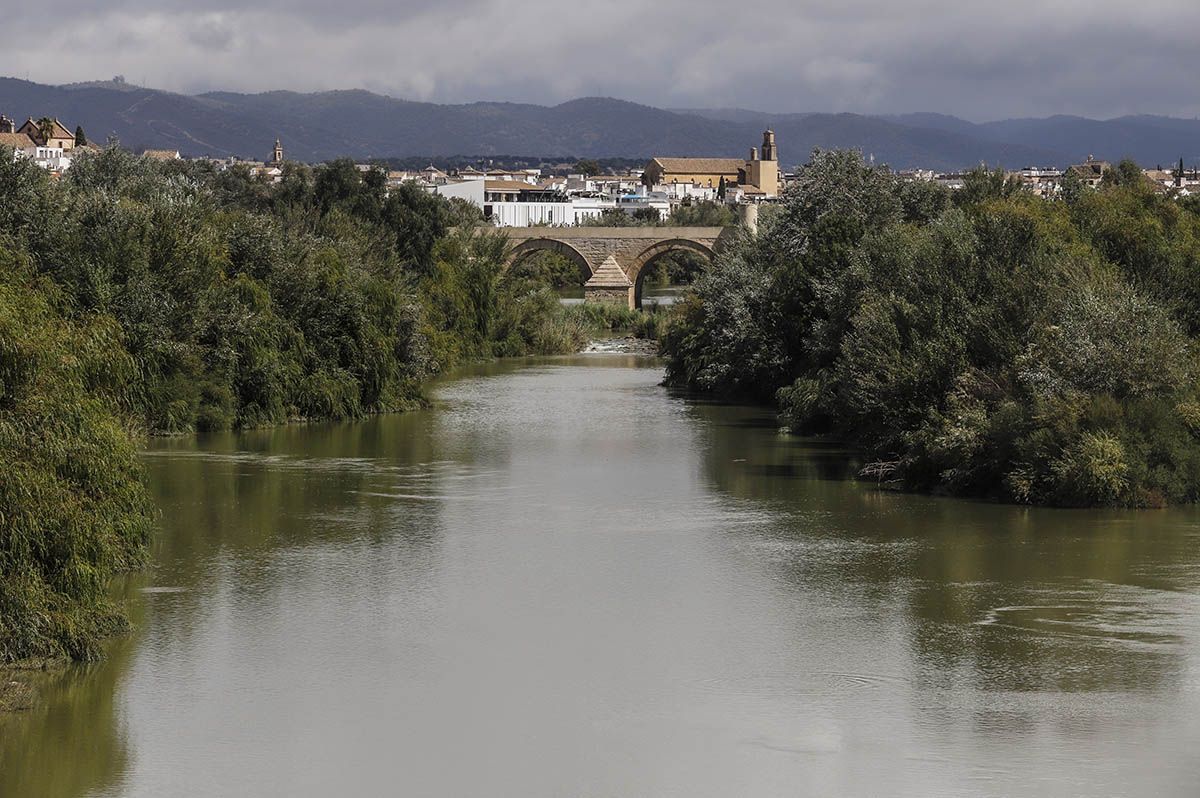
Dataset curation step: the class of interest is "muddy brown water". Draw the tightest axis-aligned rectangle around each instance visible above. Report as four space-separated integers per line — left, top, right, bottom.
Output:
3 354 1199 797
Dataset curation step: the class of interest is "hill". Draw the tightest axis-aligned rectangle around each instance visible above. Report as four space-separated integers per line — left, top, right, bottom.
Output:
2 77 1198 168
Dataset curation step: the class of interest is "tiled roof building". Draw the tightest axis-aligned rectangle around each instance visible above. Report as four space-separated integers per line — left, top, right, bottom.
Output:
642 130 779 198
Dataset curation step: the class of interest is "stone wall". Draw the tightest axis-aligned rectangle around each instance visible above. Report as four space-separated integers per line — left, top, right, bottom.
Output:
502 227 731 280
583 286 635 309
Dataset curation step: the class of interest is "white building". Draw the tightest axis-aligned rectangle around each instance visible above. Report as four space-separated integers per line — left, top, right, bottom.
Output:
615 192 671 220
431 179 486 205
31 144 71 172
656 181 718 202
487 200 576 227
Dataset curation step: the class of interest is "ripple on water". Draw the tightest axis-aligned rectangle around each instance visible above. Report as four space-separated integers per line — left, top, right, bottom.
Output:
977 592 1192 649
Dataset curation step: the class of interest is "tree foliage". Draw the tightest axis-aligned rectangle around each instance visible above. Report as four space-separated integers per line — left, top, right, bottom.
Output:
0 250 153 662
663 148 1200 507
0 144 586 660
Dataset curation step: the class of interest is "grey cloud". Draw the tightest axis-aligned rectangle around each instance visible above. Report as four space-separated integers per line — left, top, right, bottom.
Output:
187 16 236 52
4 0 1200 119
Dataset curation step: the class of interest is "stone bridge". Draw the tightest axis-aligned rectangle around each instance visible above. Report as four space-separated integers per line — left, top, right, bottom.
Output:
497 227 738 308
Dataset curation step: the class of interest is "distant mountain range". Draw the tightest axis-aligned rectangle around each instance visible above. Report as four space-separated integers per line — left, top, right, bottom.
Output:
2 77 1199 170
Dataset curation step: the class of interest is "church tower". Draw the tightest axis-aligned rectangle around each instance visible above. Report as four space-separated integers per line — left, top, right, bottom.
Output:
270 137 284 165
758 129 779 197
743 130 779 198
761 129 777 162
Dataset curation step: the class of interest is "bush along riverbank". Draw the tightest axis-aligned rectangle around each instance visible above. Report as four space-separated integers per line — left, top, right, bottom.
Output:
662 150 1200 508
0 147 607 669
0 252 153 667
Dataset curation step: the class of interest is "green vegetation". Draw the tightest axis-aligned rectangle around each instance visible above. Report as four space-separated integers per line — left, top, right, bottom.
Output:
574 159 601 177
566 303 667 340
0 147 600 664
664 150 1200 507
507 250 584 288
581 208 663 226
582 199 738 230
0 251 153 663
640 251 706 288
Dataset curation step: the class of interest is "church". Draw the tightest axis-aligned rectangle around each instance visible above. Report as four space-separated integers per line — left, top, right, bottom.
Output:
642 130 779 199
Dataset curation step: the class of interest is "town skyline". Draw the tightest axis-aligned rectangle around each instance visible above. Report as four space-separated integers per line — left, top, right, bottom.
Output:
3 0 1200 120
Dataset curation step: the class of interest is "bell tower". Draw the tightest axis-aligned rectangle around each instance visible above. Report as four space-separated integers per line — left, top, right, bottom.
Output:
761 129 777 162
270 137 284 165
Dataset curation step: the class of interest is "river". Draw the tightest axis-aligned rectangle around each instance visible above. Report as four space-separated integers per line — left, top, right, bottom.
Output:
3 354 1199 797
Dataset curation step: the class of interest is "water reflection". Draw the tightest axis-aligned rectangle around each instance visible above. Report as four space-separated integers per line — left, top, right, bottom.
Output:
640 284 685 308
3 355 1199 797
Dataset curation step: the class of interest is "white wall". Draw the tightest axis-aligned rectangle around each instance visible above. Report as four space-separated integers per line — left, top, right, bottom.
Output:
433 179 486 206
486 201 575 227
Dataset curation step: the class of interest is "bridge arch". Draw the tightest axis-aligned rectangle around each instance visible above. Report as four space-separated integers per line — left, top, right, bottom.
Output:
629 239 717 308
505 238 593 284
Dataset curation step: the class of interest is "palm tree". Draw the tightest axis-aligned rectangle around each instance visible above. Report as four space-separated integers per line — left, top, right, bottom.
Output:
36 117 55 145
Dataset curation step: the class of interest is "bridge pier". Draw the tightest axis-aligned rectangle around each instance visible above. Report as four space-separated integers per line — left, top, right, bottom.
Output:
584 254 635 309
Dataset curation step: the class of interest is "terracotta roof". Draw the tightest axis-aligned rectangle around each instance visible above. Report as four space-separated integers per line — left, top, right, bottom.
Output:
649 157 744 174
0 132 35 149
1068 160 1110 177
485 179 538 191
141 149 180 160
19 117 74 140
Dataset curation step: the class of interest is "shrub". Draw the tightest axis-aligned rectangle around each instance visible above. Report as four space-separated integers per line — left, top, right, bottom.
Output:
663 149 1200 506
0 251 152 662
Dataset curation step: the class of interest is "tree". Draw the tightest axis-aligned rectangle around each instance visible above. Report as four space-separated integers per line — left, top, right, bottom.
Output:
1059 168 1085 205
717 175 727 200
581 208 640 227
663 147 1200 507
35 117 55 145
669 200 736 227
955 165 1024 206
0 248 153 660
74 125 88 147
575 159 601 177
381 181 450 274
1101 159 1145 189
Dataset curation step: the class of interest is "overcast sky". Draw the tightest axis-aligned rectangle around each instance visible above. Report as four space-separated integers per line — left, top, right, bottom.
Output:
3 0 1199 120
